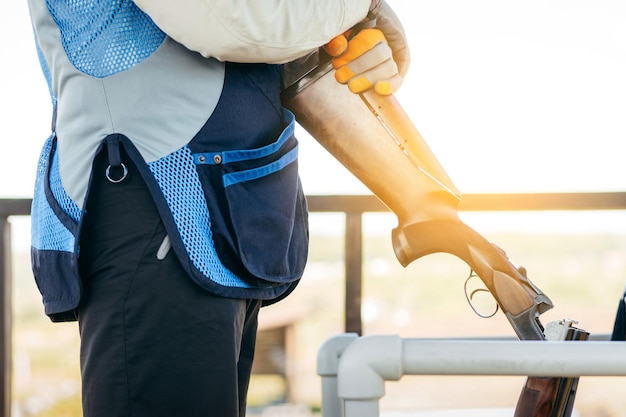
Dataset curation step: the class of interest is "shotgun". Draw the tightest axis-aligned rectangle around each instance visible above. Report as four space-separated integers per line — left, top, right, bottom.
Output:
281 50 586 415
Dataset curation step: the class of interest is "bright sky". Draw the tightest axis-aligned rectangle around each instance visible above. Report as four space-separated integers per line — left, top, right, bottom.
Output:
298 0 626 196
2 1 626 237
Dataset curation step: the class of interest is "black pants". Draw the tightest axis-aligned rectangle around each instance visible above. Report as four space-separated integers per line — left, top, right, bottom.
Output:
78 148 261 417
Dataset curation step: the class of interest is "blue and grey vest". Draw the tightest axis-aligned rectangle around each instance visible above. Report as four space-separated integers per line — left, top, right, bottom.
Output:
28 0 309 321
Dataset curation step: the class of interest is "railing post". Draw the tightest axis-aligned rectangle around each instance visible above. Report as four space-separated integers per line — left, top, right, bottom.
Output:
344 211 363 335
0 217 11 417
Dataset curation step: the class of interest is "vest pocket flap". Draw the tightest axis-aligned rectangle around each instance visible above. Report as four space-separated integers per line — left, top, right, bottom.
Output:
223 153 308 282
194 111 308 285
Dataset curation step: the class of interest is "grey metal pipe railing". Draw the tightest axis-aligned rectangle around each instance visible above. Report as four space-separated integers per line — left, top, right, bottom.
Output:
318 334 626 417
3 192 626 416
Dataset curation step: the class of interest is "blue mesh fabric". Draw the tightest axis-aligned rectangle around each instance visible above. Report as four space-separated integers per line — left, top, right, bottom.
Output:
49 145 81 223
149 147 251 289
31 136 76 253
46 0 165 78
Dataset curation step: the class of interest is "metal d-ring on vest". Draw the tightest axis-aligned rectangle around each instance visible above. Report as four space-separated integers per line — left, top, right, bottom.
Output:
105 163 128 183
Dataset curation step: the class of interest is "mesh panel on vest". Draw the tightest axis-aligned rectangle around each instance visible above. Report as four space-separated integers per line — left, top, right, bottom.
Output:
149 147 252 289
46 0 165 78
49 145 81 223
31 136 76 253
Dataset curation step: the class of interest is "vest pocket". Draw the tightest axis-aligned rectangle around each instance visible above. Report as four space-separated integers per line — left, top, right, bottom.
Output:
193 110 308 285
30 135 82 320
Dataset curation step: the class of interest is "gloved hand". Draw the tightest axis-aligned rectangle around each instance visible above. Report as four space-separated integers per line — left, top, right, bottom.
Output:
325 1 410 95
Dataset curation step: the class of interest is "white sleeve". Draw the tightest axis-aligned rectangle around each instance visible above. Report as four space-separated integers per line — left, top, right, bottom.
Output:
132 0 371 63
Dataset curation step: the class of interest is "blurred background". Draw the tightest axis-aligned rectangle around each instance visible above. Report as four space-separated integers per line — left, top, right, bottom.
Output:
3 1 626 416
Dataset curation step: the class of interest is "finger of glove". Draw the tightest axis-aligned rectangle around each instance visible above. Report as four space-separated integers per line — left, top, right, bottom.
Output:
324 34 348 57
346 59 399 94
374 74 403 95
334 41 393 84
331 28 386 69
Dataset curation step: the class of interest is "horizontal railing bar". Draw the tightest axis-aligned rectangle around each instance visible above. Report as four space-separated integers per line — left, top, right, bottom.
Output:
0 199 31 218
460 191 626 211
306 192 626 214
306 195 387 213
4 192 626 218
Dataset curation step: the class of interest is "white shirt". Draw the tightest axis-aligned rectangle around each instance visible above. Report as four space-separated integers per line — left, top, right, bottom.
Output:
132 0 371 63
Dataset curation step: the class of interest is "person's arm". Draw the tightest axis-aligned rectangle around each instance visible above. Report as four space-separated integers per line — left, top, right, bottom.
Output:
131 0 371 63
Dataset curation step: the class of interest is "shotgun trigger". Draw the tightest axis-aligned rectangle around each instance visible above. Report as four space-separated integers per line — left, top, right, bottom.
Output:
464 269 499 319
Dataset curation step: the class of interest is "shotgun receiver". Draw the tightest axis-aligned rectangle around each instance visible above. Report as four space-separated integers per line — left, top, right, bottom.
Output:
281 51 584 416
514 319 589 417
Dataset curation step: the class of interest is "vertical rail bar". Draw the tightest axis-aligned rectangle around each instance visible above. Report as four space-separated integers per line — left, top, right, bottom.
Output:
344 212 363 335
0 217 11 417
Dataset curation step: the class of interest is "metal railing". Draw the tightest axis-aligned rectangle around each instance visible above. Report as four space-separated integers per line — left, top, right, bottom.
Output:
3 192 626 416
318 334 626 417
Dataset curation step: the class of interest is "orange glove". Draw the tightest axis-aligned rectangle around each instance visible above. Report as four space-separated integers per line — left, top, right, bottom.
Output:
325 1 410 95
325 28 401 95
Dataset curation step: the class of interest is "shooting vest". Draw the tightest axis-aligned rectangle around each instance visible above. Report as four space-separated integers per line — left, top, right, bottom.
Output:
28 0 308 321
